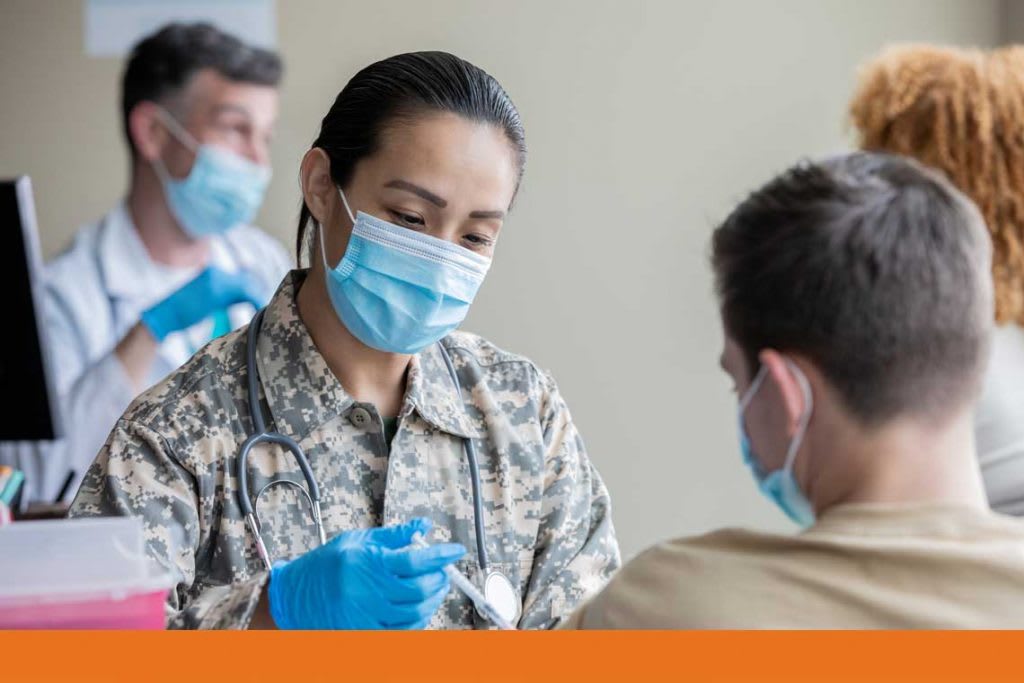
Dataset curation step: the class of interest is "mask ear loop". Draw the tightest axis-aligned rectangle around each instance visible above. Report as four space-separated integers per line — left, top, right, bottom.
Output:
318 188 358 271
153 106 199 153
780 358 814 473
316 219 331 272
738 364 769 415
337 187 356 224
151 106 199 186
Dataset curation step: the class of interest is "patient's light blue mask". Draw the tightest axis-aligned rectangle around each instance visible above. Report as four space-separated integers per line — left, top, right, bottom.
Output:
737 359 816 528
152 107 271 238
319 189 491 354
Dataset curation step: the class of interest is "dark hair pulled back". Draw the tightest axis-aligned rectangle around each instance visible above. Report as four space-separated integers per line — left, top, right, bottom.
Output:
296 51 526 262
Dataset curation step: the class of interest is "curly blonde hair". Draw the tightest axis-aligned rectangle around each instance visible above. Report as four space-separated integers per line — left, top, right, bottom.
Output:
849 44 1024 324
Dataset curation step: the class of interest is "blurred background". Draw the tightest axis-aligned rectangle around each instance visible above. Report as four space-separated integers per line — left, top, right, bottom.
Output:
1 0 1019 557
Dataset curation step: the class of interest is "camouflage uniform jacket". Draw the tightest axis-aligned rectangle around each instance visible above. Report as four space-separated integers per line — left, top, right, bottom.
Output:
70 271 620 629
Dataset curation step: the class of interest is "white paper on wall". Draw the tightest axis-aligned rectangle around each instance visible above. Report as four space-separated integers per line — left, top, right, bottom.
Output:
84 0 276 57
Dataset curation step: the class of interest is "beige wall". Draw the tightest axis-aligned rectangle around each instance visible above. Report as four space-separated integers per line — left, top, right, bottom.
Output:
1004 0 1024 42
0 0 1005 557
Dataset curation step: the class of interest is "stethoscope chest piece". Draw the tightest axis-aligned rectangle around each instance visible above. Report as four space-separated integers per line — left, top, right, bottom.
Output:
482 571 521 626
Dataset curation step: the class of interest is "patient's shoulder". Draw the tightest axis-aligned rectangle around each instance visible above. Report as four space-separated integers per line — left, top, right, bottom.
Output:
575 528 797 629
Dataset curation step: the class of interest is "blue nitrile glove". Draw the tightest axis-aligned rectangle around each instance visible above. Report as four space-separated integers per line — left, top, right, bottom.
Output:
140 266 265 342
268 518 466 630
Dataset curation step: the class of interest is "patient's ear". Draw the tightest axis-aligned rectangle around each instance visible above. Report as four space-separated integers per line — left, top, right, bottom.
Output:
759 349 810 438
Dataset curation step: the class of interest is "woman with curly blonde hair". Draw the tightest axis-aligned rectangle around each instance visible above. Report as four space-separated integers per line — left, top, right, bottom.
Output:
850 44 1024 514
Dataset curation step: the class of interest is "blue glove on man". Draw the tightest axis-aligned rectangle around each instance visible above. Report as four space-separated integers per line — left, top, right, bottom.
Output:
140 266 265 342
268 518 466 630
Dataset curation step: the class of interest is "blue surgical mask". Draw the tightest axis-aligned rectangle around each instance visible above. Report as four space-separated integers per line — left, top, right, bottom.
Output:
318 188 491 354
737 360 816 527
152 108 271 238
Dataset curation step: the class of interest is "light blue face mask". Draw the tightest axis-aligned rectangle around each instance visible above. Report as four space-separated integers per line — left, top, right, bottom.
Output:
152 107 271 238
318 189 492 354
737 359 816 527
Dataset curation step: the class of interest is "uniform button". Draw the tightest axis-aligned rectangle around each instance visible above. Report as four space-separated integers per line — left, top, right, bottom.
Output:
350 406 372 429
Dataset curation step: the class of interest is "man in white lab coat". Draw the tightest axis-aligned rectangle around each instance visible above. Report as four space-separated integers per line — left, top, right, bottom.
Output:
2 23 291 506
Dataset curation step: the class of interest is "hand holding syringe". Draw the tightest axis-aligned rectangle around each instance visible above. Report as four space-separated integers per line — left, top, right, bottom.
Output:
410 532 516 630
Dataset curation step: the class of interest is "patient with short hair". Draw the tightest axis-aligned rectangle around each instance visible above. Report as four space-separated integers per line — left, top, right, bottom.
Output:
565 151 1024 628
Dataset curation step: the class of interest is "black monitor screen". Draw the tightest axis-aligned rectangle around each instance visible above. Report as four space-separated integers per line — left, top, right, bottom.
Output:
0 177 62 440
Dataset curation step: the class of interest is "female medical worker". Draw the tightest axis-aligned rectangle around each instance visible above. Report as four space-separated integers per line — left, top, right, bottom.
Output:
70 51 621 630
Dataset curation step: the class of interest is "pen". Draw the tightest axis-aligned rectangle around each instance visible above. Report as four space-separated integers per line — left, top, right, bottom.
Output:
409 532 515 630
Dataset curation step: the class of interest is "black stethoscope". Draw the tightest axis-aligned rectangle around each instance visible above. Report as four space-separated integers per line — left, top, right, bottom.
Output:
235 308 521 624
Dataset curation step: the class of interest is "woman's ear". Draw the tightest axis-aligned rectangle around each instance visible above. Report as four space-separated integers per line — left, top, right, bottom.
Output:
300 148 335 226
759 349 811 438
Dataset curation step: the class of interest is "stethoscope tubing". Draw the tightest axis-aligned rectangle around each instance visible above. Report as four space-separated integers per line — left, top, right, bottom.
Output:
236 308 489 573
437 341 490 572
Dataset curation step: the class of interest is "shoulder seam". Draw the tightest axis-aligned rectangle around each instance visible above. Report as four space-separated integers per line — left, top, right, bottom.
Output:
444 341 545 377
113 415 193 477
131 355 247 424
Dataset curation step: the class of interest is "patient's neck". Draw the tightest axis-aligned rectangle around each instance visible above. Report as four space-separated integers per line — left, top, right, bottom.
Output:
805 407 988 514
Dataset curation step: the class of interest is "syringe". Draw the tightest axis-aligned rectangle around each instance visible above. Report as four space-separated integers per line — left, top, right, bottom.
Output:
410 532 516 630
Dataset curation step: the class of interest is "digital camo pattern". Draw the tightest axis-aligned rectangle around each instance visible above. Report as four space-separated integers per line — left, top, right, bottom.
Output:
70 271 620 629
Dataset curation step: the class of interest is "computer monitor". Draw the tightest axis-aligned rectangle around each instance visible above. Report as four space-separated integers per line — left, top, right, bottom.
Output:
0 177 62 441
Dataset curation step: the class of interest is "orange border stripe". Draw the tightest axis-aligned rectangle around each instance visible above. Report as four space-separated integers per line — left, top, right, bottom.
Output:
3 630 1023 683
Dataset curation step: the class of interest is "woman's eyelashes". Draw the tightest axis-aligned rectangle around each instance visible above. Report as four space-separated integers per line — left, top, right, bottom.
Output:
386 209 495 251
388 209 426 228
463 233 495 251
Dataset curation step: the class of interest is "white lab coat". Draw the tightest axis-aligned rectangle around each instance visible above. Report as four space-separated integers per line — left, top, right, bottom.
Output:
0 203 291 506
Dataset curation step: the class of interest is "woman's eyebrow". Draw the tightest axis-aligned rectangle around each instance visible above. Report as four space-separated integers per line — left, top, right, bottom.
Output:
384 179 447 207
384 179 506 219
469 209 506 219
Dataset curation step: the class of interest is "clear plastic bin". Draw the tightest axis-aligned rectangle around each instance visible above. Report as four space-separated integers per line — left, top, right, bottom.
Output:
0 517 172 629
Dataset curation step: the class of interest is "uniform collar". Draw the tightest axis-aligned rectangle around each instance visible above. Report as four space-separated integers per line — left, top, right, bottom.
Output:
404 342 482 439
255 271 353 442
255 270 482 441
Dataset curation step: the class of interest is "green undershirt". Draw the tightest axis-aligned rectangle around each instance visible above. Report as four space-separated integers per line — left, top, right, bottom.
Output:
381 417 399 451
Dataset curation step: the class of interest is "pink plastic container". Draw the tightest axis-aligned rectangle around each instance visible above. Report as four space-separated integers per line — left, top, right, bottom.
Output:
0 518 172 629
0 581 169 629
